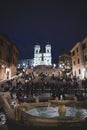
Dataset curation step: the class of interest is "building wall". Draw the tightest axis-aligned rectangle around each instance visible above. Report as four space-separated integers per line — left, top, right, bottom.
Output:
0 34 19 80
58 53 72 77
70 37 87 79
17 59 33 68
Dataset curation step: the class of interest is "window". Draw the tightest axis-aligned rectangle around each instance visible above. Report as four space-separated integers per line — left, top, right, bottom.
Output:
79 69 81 74
47 49 49 53
78 58 80 64
82 43 86 50
6 57 11 63
73 61 76 65
84 55 87 61
36 50 38 53
7 46 11 53
72 51 75 56
76 47 79 52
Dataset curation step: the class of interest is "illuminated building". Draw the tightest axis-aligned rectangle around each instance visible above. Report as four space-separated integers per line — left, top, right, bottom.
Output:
70 37 87 79
33 44 52 66
58 52 72 77
0 33 19 80
17 59 33 68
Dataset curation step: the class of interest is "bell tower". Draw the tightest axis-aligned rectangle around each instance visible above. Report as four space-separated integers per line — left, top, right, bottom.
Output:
33 44 41 66
34 44 40 55
45 44 52 65
45 44 51 53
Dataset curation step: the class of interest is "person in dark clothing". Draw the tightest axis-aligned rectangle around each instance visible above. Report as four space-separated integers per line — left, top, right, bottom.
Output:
57 88 65 100
51 90 56 99
75 89 83 101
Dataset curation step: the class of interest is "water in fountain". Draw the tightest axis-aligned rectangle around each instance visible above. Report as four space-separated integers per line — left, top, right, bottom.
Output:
26 106 87 120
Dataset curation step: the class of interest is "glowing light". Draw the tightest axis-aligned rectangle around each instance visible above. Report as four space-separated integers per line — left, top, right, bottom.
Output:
82 68 86 79
2 65 4 68
59 64 63 68
53 64 56 68
23 63 25 66
6 68 10 72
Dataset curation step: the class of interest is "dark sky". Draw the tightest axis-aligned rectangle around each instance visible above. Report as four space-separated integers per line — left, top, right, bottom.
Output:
0 0 87 60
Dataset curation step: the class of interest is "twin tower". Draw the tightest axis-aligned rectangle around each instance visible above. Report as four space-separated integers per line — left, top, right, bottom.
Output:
33 44 52 66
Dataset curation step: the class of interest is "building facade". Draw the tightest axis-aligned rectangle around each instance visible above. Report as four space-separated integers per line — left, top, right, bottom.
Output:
58 52 72 77
0 34 19 80
33 44 52 66
70 37 87 79
17 59 33 68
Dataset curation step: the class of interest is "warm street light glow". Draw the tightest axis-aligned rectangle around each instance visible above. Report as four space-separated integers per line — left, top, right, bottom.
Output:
6 68 10 73
82 68 86 79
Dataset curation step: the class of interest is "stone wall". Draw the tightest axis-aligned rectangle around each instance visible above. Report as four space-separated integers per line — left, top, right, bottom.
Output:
0 93 15 120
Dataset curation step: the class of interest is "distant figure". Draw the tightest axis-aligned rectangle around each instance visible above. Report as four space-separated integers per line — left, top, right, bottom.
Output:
48 102 51 107
57 89 65 100
75 89 83 101
51 91 56 99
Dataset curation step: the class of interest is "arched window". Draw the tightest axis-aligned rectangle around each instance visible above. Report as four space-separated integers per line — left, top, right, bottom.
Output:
47 49 49 53
36 50 38 53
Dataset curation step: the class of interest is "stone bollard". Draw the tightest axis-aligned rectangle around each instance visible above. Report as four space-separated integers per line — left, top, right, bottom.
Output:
15 105 19 121
48 102 51 107
60 95 63 100
36 96 39 103
74 96 77 101
55 97 59 101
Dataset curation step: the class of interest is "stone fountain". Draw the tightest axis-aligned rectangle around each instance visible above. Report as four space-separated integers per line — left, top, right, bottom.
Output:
0 93 87 129
24 100 87 128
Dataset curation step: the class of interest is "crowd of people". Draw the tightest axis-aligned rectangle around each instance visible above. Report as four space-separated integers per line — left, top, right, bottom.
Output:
0 70 87 103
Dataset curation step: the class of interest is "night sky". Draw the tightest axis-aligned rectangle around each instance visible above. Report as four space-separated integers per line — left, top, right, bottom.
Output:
0 0 87 61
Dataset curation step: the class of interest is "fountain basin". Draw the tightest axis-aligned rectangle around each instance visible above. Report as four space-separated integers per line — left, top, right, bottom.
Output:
22 100 87 127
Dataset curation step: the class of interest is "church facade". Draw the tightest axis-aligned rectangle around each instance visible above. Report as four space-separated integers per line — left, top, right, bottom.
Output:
33 44 52 66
